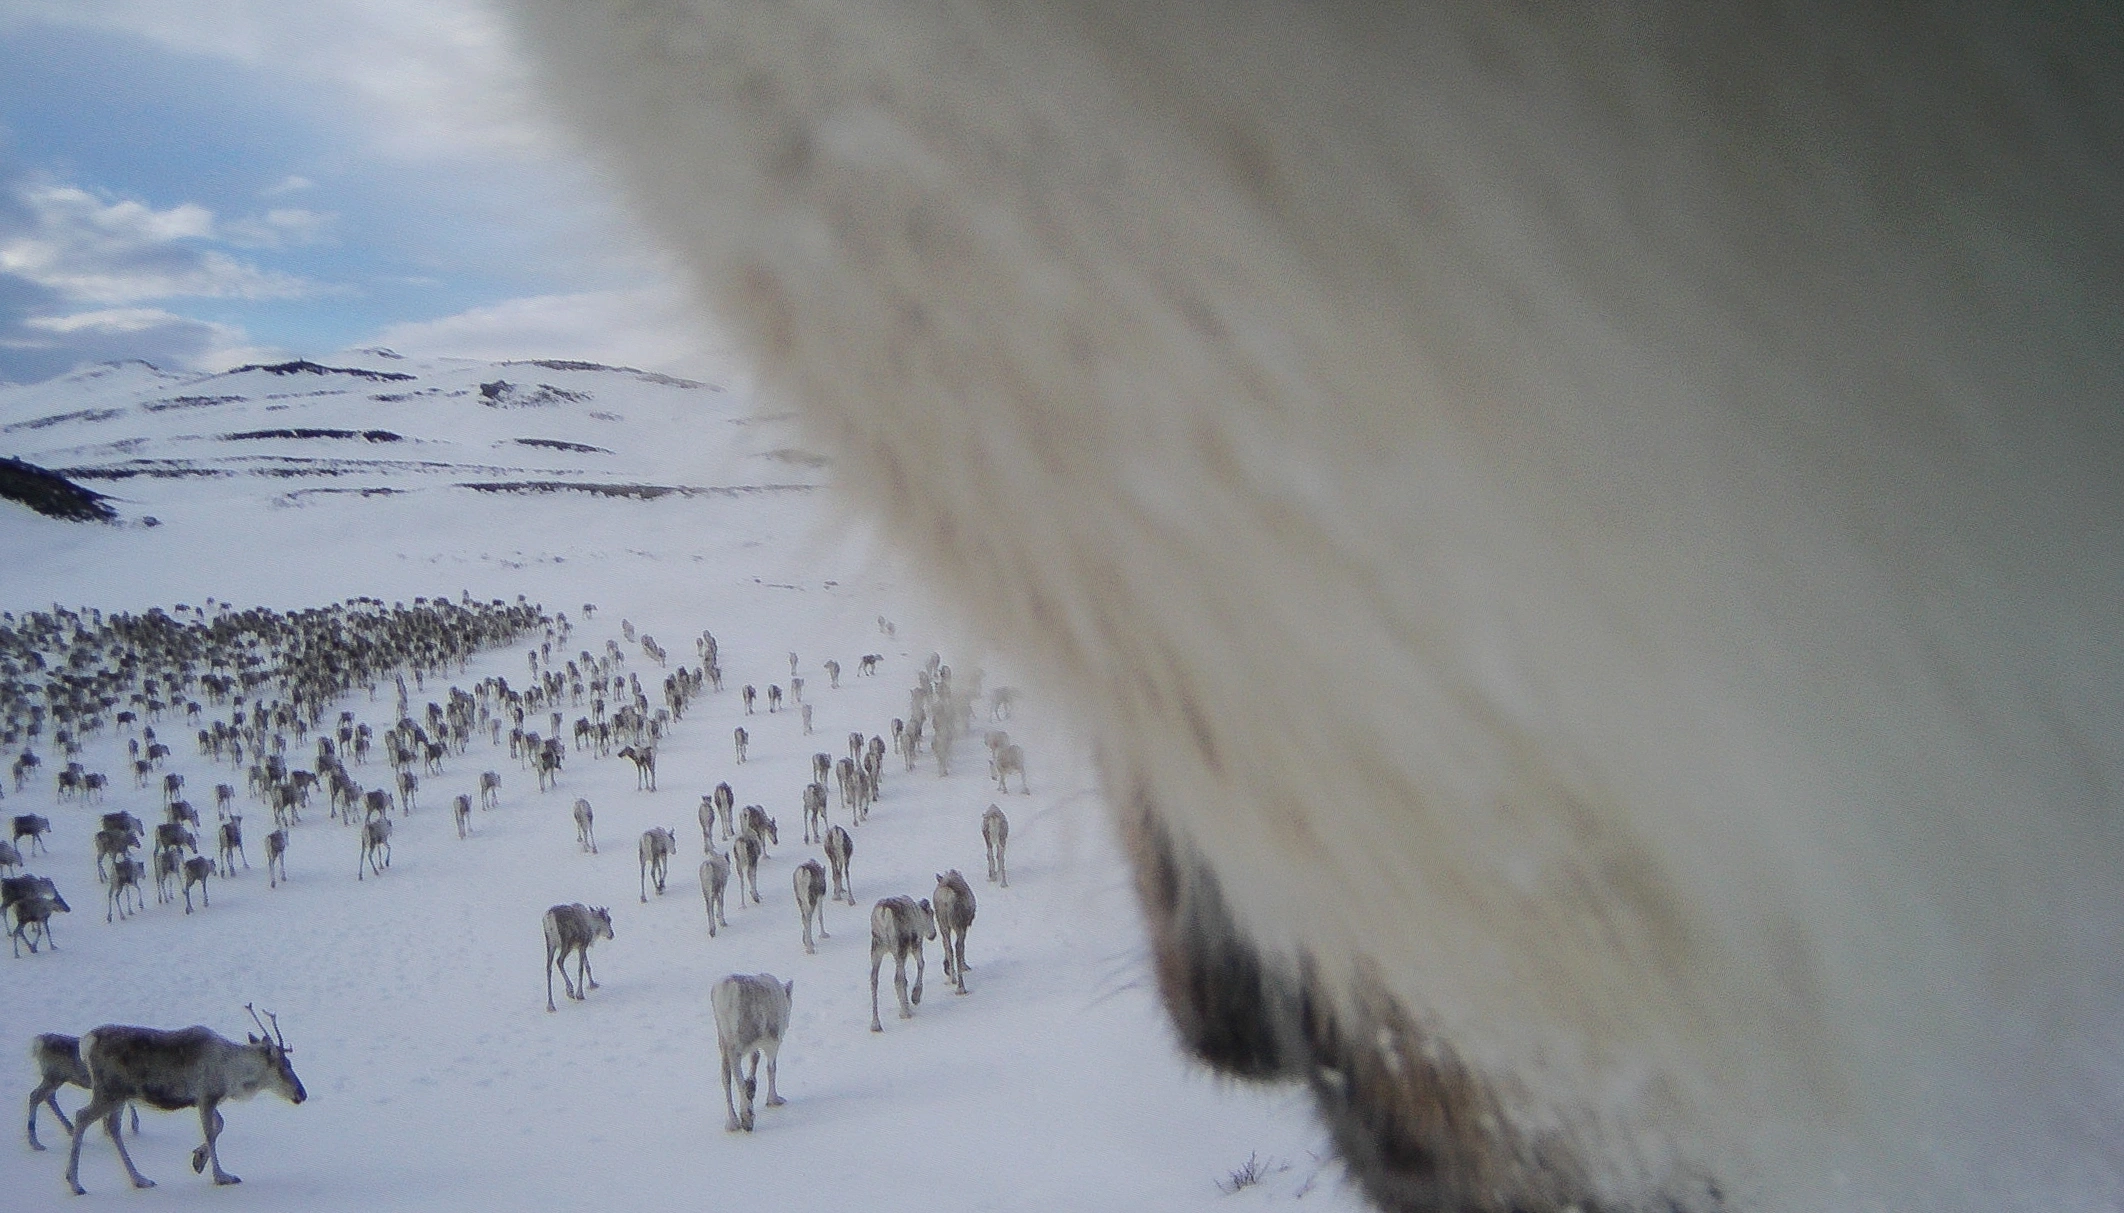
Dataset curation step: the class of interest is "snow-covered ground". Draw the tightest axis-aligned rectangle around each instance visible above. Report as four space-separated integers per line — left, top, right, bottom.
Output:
0 354 1359 1210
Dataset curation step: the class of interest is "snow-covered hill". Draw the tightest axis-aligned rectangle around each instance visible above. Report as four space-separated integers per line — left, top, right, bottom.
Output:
0 355 1357 1211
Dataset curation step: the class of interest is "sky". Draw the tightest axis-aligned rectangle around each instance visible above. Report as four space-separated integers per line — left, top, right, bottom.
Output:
0 0 717 384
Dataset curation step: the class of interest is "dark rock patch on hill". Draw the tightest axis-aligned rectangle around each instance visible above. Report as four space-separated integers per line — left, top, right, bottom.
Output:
0 456 118 521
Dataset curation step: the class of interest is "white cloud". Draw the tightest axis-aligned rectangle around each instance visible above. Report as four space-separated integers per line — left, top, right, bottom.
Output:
0 183 322 304
223 208 337 249
364 285 745 380
11 306 277 372
262 175 316 196
4 0 556 161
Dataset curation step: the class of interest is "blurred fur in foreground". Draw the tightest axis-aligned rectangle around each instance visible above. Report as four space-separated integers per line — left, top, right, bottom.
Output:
499 4 2123 1209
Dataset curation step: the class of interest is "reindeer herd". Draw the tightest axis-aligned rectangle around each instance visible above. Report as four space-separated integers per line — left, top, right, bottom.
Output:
10 599 1035 1188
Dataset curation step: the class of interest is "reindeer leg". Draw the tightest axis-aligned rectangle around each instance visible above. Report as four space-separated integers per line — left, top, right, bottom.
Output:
28 1081 61 1149
580 948 597 992
763 1044 785 1107
720 1051 742 1132
193 1100 239 1183
912 947 926 1008
870 950 886 1032
896 955 914 1019
546 947 560 1012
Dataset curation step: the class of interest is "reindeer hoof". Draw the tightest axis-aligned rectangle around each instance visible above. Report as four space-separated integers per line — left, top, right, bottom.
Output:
766 1095 786 1107
193 1148 207 1173
133 1177 157 1189
215 1174 241 1186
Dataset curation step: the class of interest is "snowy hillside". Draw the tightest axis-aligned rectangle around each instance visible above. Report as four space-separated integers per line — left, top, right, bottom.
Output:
0 355 1358 1211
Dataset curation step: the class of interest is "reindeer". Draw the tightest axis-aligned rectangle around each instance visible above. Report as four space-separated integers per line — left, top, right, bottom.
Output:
106 859 144 921
217 816 247 875
732 726 748 764
542 903 614 1011
0 840 18 875
479 769 501 809
982 805 1010 887
215 783 236 817
62 1005 307 1194
700 850 731 936
162 771 184 806
26 1033 139 1151
11 813 50 856
698 795 721 851
835 756 857 817
801 781 828 843
357 816 391 880
711 781 735 841
712 973 792 1132
731 832 764 905
6 877 68 956
153 846 184 905
740 806 778 850
791 860 830 954
639 827 677 901
933 869 977 994
824 658 841 688
742 684 756 714
766 684 782 713
453 794 472 839
811 751 832 787
181 856 213 914
991 743 1028 794
534 746 561 792
396 770 419 814
155 822 198 855
824 824 855 904
264 829 289 889
572 798 598 854
858 654 880 676
621 744 657 791
167 799 200 830
869 896 937 1031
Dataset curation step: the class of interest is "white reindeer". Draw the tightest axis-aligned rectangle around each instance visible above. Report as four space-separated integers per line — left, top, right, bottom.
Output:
63 1005 306 1194
793 859 828 953
542 903 614 1012
933 869 977 995
868 895 937 1031
982 805 1010 887
824 824 855 904
699 851 731 936
639 827 677 901
711 973 792 1132
572 797 597 854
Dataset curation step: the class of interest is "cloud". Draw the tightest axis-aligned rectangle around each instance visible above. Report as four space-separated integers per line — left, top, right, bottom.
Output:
222 207 337 249
0 304 277 381
262 175 315 196
363 285 743 380
3 1 554 162
0 183 323 304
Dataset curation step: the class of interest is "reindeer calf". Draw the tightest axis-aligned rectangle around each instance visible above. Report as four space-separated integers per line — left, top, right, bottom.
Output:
639 827 676 901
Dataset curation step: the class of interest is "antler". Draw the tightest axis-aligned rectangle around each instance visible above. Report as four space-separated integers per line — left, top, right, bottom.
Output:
244 1002 291 1051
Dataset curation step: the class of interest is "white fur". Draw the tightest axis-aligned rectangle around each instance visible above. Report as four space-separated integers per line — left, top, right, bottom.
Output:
496 4 2124 1208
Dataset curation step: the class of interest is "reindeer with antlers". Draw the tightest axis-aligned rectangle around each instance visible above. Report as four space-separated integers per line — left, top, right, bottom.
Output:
63 1004 307 1195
